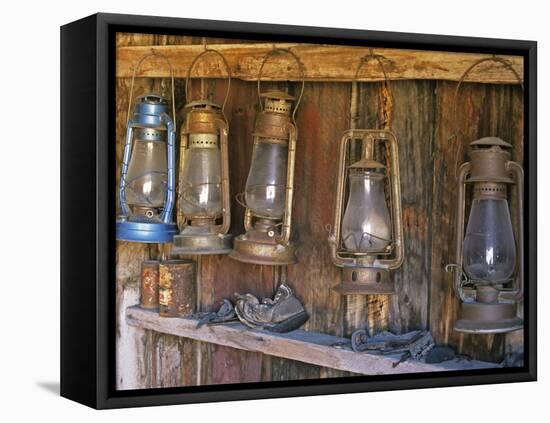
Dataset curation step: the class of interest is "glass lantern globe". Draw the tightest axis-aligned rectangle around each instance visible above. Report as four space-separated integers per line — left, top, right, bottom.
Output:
179 133 223 220
463 197 517 283
125 127 168 215
244 140 288 219
342 169 392 254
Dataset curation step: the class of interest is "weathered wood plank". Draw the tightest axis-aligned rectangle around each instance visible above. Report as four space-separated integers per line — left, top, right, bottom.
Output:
117 43 523 83
389 80 436 333
290 82 349 338
127 306 497 375
284 79 349 387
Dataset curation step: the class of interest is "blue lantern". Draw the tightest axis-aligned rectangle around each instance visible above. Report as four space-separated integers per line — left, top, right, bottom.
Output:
116 53 178 243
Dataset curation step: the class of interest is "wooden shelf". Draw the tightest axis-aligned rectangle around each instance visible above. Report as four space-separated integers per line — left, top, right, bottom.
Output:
116 42 523 83
126 306 498 376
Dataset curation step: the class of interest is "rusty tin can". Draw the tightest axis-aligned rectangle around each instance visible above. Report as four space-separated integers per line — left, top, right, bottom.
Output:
140 260 160 309
159 259 196 317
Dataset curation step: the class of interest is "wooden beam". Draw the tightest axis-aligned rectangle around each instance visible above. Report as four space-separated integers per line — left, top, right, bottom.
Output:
117 43 523 83
126 306 498 376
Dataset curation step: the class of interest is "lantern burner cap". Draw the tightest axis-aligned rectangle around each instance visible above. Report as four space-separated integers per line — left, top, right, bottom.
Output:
260 90 296 101
137 94 168 105
349 158 385 169
470 137 512 149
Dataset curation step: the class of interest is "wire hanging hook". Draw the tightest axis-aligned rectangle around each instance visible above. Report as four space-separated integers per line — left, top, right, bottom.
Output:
352 49 394 130
185 48 232 120
448 55 524 180
126 51 176 130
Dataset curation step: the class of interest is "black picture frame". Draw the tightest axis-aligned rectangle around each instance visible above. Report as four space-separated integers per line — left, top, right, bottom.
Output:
60 12 537 409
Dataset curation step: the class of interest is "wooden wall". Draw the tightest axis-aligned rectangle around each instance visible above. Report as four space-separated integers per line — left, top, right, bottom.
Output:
115 33 524 389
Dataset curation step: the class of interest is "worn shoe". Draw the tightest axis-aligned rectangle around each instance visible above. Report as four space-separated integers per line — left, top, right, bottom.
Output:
234 284 309 333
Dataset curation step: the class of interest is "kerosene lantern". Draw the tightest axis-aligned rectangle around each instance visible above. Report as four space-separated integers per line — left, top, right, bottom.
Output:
328 51 404 295
117 53 178 243
448 137 524 333
329 130 404 294
172 49 232 255
229 49 304 265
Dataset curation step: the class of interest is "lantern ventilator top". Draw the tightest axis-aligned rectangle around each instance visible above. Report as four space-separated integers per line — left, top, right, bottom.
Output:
131 94 170 124
260 90 296 115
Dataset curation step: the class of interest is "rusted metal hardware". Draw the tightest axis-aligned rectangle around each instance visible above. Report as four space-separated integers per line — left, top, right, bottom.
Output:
350 329 434 367
173 48 233 255
140 260 160 309
447 137 524 334
230 49 305 265
333 267 394 295
234 284 309 333
158 260 196 317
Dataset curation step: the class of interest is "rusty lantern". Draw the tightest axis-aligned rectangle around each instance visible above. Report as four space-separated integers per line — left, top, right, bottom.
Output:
229 49 304 265
448 137 524 333
172 49 233 255
116 53 178 243
329 130 404 295
329 52 404 295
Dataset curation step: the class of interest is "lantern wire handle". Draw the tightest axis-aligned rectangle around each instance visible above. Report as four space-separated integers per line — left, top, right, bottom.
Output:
257 48 305 122
448 55 524 179
185 48 232 121
126 51 176 130
352 49 394 130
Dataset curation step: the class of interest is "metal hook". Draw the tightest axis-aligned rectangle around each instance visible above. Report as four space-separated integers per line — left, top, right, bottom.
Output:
185 48 232 120
448 55 524 180
126 51 176 130
352 49 394 130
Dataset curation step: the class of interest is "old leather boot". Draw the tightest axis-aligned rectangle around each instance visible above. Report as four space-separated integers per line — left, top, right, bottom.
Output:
234 284 309 333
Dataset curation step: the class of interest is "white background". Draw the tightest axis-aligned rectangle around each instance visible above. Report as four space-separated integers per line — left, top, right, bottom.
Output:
0 0 546 420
